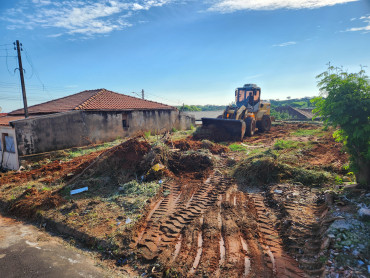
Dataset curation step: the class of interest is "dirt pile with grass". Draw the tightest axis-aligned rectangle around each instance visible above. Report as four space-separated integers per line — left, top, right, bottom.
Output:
233 155 333 187
168 150 214 179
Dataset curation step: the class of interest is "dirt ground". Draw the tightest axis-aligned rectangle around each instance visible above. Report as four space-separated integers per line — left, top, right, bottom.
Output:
0 122 368 278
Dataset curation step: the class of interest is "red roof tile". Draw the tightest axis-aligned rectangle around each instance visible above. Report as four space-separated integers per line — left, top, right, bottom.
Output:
0 113 7 117
9 89 175 116
0 116 27 126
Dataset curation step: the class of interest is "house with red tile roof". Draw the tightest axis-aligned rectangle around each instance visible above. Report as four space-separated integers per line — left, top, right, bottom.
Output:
2 89 194 165
9 89 175 116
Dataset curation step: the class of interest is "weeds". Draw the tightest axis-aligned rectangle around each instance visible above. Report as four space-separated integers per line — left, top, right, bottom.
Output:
119 180 160 198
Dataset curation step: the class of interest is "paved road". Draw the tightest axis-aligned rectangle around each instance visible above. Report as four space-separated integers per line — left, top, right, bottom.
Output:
0 214 115 278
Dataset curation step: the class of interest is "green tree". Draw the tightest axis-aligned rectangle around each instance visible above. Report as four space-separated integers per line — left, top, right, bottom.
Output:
312 66 370 187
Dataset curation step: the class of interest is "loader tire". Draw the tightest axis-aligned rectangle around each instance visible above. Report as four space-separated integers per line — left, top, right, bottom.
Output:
259 115 271 132
245 117 256 137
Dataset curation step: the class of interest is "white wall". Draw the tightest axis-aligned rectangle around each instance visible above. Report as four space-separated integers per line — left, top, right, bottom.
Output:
0 126 19 170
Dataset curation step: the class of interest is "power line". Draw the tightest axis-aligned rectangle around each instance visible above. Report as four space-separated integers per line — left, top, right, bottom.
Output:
5 48 17 76
22 47 55 101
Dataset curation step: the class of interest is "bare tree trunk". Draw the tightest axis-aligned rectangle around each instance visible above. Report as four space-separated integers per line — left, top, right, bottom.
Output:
356 157 370 189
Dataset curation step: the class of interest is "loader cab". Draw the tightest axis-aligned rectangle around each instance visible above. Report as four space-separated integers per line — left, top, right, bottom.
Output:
235 84 261 108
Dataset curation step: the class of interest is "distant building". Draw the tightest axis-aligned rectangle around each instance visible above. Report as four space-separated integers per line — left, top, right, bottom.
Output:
1 89 194 170
275 105 316 120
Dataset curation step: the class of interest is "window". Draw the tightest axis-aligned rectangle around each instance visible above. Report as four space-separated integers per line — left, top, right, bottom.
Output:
122 114 129 129
5 136 15 153
0 138 2 151
238 90 245 102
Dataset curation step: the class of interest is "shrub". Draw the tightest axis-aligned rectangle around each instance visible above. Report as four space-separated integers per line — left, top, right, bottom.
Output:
312 65 370 187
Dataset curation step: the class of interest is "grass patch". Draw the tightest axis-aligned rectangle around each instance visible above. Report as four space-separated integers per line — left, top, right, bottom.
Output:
66 141 119 159
273 139 314 150
229 143 247 152
273 140 301 150
291 128 324 137
119 180 160 198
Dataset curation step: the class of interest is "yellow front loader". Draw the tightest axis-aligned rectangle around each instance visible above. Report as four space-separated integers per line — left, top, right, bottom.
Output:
201 84 271 141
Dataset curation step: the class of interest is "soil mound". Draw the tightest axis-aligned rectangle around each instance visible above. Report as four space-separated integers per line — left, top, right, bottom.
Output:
234 156 332 187
71 138 151 183
10 187 65 218
168 150 214 179
166 138 228 154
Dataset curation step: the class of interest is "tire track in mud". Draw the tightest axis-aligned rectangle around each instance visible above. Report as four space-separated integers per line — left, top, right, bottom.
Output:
132 169 230 260
130 165 327 277
162 189 306 277
266 186 329 276
250 193 307 277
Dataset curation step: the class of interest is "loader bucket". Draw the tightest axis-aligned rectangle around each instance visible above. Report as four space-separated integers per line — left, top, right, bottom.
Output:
201 118 246 141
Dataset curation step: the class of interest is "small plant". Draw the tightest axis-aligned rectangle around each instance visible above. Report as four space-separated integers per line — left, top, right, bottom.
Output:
335 176 343 185
144 131 151 138
171 127 178 133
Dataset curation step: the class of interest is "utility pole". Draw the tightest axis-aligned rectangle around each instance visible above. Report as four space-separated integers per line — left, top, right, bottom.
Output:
14 40 28 118
141 89 144 100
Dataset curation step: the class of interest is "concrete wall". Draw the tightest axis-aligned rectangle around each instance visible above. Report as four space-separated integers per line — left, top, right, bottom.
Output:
11 110 194 156
0 126 20 170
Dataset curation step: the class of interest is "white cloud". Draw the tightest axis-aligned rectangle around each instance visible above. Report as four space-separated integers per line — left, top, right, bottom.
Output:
346 15 370 33
1 0 175 37
208 0 359 13
273 41 296 47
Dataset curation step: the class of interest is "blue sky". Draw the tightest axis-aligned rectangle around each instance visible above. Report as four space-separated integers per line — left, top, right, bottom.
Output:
0 0 369 112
